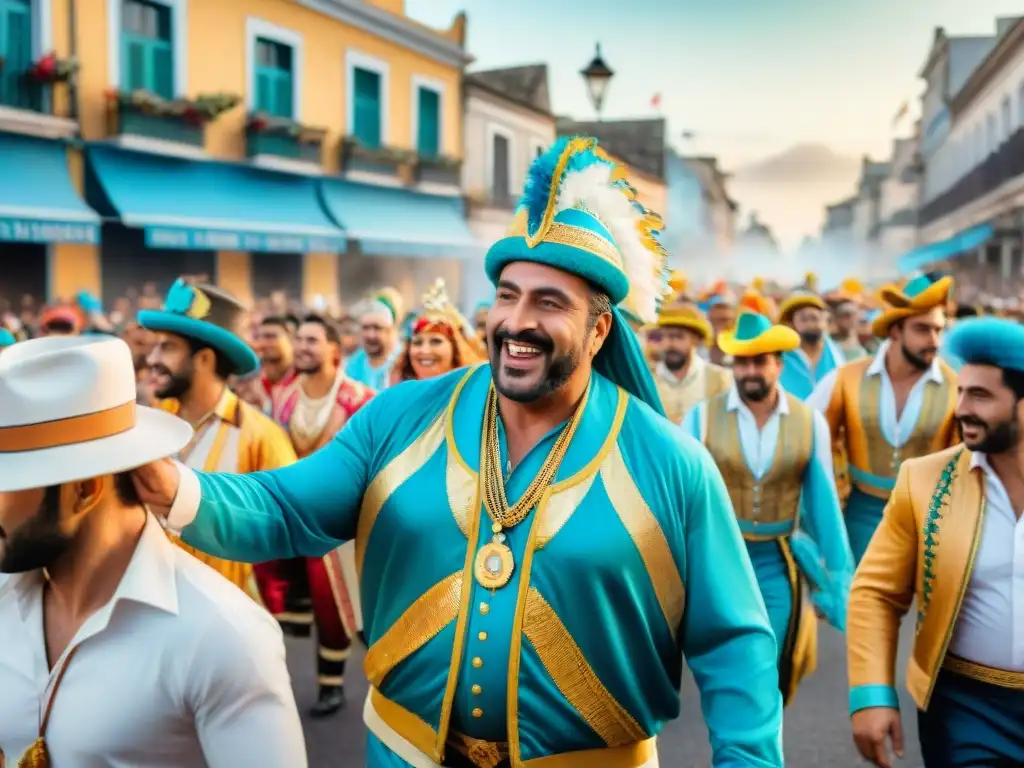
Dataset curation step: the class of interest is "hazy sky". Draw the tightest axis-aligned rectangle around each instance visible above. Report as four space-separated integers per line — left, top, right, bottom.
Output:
407 0 1023 169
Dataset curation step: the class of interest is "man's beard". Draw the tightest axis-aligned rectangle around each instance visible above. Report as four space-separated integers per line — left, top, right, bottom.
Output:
259 352 283 366
799 330 823 345
663 349 691 372
296 360 323 375
901 342 937 371
364 340 384 358
738 376 772 402
959 415 1020 453
489 327 579 403
0 486 74 574
152 363 193 400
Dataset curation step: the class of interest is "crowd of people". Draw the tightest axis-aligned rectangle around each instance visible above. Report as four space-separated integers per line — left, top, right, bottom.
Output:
1 135 1023 768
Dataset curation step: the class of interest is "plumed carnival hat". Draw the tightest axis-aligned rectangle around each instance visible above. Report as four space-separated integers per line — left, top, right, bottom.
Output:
485 136 670 415
945 317 1024 373
137 278 259 377
872 272 954 338
778 290 827 326
656 301 714 344
0 335 192 492
717 311 800 358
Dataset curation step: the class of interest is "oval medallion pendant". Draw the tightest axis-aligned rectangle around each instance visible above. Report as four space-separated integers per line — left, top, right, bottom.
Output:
474 541 515 590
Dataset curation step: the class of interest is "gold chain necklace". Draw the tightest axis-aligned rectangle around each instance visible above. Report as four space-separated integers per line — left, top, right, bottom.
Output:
473 385 588 590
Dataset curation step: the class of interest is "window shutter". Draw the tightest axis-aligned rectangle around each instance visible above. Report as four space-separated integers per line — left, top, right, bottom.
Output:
273 72 293 119
255 68 273 114
353 68 381 148
123 38 147 92
417 87 439 157
150 43 173 99
1 1 32 109
492 134 510 199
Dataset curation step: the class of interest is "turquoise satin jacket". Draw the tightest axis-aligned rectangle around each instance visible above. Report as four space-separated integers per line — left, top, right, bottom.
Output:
181 365 783 766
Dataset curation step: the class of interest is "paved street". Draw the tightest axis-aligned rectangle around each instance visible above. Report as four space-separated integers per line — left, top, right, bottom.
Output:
289 620 924 767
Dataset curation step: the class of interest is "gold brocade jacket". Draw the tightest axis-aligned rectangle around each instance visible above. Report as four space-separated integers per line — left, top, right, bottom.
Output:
847 447 985 713
654 359 732 424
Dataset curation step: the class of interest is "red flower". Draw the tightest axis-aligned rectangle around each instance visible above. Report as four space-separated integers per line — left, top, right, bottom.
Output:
250 117 267 132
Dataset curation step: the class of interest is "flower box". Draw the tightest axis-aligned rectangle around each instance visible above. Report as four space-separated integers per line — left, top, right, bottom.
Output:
340 137 416 178
245 113 326 164
413 154 462 187
106 89 240 147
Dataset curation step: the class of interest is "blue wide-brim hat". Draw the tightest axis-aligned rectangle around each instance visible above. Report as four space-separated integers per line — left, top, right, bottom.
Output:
946 317 1024 372
138 279 259 377
483 136 671 415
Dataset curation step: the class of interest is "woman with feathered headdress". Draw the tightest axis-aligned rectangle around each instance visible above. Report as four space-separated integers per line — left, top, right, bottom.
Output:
391 279 484 384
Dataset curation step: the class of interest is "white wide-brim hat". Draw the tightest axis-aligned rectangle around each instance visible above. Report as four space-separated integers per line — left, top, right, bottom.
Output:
0 335 193 493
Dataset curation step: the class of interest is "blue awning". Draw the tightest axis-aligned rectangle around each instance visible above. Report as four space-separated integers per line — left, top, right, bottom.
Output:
0 134 100 245
86 146 345 252
320 180 478 258
898 222 994 274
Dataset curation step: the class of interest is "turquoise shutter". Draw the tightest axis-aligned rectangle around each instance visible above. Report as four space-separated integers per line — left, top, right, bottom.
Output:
0 0 32 109
151 42 173 99
272 72 292 118
122 38 147 92
254 68 272 114
353 68 381 147
416 87 440 157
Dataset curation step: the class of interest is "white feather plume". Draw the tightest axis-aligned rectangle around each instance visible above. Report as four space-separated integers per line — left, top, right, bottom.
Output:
554 163 663 323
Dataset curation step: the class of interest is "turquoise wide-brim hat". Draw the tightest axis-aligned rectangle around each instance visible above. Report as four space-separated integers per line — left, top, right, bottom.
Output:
946 317 1024 372
483 136 670 415
138 279 259 377
718 311 800 357
0 329 15 347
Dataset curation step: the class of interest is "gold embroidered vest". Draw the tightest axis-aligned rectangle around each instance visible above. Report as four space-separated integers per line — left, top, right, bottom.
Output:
704 391 814 540
656 362 732 424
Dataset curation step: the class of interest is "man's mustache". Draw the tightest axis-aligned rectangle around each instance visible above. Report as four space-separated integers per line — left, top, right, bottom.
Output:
492 327 553 353
738 377 766 388
959 416 987 428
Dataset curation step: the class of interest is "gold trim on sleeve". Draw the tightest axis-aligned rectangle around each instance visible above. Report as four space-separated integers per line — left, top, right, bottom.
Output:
522 587 648 746
600 445 686 638
356 413 447 576
363 572 464 687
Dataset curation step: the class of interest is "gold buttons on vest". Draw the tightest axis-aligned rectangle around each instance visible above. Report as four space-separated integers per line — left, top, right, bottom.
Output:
472 657 483 668
479 602 490 615
478 631 488 641
472 684 482 694
472 708 483 718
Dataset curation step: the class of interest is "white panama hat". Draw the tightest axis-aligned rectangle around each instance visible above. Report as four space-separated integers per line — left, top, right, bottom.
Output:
0 335 193 492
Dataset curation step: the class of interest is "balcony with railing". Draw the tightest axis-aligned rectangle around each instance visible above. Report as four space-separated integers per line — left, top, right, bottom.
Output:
919 128 1024 226
0 52 79 138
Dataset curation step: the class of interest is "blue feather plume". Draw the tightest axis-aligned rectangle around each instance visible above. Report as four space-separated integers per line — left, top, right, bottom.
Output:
520 136 616 236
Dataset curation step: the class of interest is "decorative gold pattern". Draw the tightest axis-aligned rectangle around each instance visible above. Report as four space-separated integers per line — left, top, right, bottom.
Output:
474 540 515 589
356 413 447 576
447 731 508 768
504 214 624 271
943 654 1024 690
522 587 648 746
363 571 463 686
600 445 686 638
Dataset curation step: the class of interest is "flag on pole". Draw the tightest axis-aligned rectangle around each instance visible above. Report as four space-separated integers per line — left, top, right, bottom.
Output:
651 92 662 108
892 99 909 127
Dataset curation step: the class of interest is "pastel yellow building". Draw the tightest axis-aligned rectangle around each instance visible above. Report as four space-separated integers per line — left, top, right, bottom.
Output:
0 0 474 311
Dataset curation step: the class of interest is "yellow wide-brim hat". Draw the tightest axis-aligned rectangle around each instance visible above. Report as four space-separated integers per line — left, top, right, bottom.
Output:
778 291 827 325
657 303 713 344
872 274 954 337
717 311 800 357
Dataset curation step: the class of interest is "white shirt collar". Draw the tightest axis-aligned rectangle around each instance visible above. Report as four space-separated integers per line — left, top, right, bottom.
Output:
726 383 790 415
866 340 943 384
969 451 991 475
0 511 179 619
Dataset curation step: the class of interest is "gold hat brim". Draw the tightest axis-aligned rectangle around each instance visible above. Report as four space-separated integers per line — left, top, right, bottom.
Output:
717 325 800 357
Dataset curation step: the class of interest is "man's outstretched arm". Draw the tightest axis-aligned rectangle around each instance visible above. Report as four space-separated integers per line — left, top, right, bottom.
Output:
678 446 784 767
136 402 375 563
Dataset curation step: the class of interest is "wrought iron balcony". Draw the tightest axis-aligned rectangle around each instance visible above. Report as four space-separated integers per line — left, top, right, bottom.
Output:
0 76 50 113
920 128 1024 226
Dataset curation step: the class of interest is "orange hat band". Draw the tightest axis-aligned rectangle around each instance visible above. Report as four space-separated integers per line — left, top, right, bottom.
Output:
0 402 137 453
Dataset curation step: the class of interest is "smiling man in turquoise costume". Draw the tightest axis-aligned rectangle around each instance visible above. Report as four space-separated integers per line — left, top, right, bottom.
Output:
132 137 784 768
681 311 853 707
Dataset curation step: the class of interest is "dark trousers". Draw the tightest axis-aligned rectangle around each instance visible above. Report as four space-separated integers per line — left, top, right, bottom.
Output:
918 669 1024 767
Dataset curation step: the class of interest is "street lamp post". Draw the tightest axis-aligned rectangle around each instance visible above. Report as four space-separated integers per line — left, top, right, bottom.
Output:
580 43 614 120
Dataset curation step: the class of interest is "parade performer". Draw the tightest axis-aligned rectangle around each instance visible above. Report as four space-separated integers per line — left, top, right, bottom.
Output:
858 309 882 355
848 316 1024 768
829 298 868 361
136 137 784 767
264 314 375 717
140 279 298 597
807 273 959 564
777 291 844 400
699 284 737 367
653 300 732 423
254 315 299 416
392 279 484 384
681 311 853 706
346 288 404 390
0 336 304 767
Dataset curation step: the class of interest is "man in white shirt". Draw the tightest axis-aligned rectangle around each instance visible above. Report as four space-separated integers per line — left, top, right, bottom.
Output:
847 315 1024 767
681 311 853 707
0 335 305 768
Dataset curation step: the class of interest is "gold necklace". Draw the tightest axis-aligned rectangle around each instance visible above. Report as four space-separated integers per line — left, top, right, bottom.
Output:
473 385 588 590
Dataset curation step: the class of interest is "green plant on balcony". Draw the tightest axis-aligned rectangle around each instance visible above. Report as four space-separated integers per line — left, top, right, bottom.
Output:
416 153 461 171
107 89 240 125
24 52 78 85
341 136 417 169
246 112 327 160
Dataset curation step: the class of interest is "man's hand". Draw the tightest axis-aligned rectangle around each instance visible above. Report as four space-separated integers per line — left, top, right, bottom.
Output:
852 706 904 767
132 458 182 518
